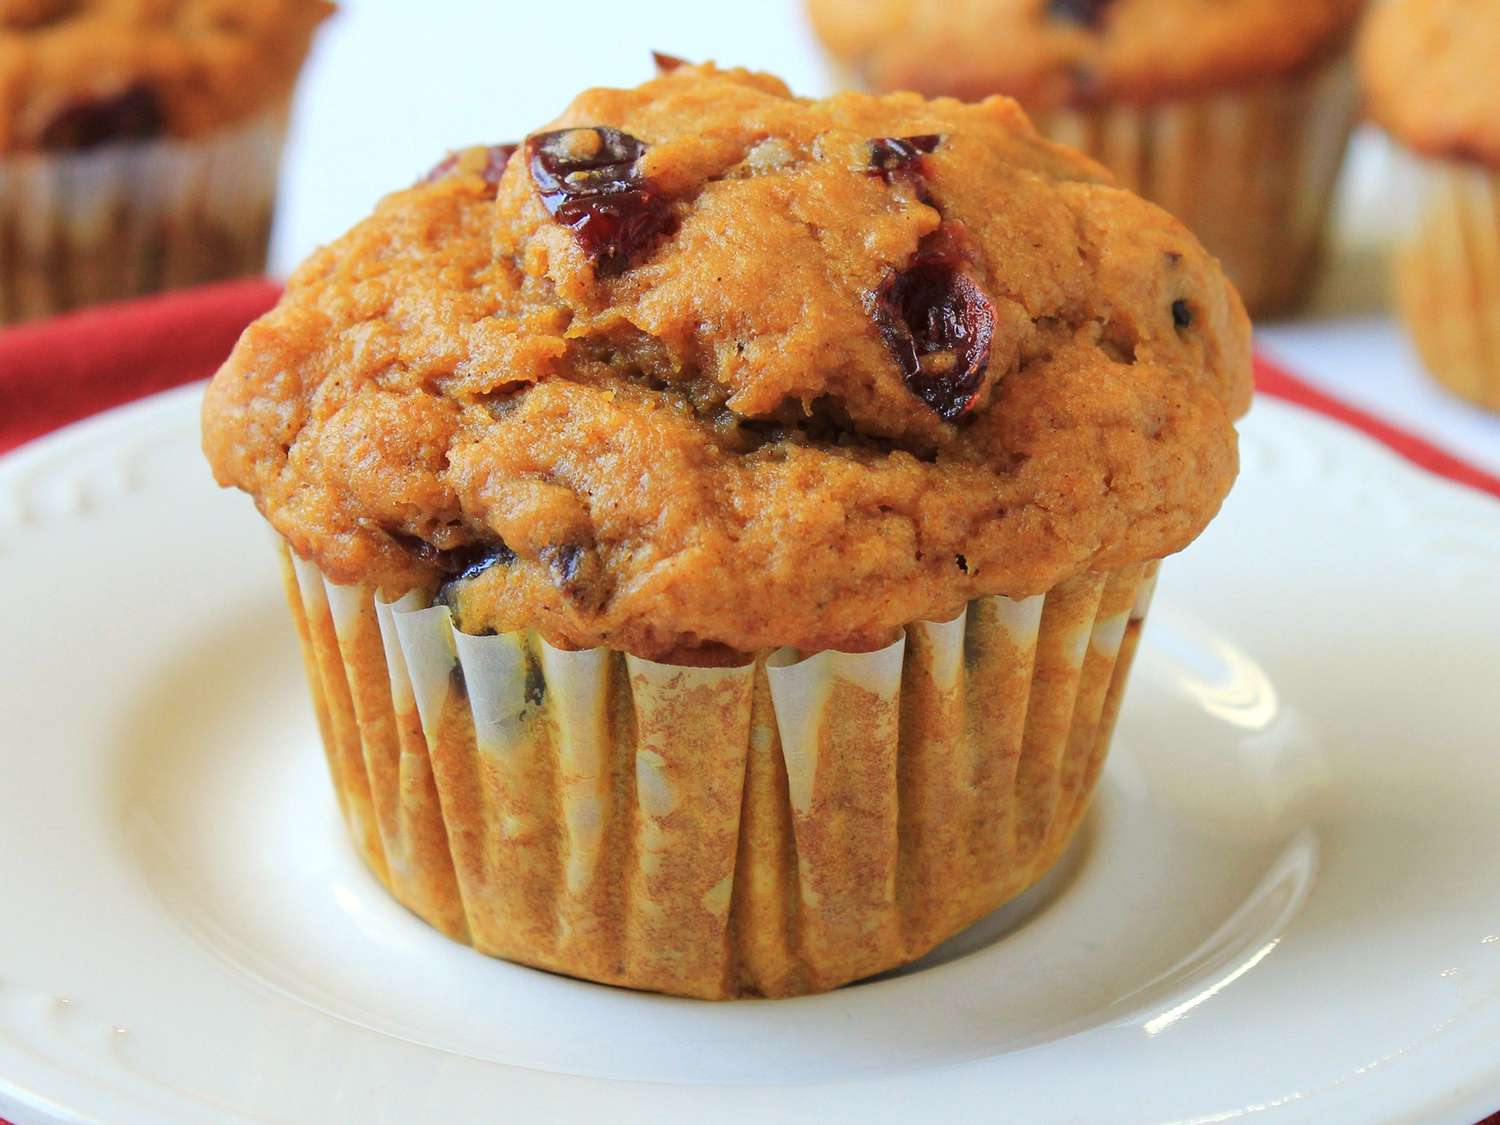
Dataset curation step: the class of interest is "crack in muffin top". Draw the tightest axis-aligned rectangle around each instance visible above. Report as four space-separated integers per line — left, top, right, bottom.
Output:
202 62 1252 662
807 0 1367 109
0 0 332 151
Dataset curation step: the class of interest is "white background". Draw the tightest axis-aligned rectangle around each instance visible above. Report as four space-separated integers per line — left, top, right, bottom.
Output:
271 0 1500 474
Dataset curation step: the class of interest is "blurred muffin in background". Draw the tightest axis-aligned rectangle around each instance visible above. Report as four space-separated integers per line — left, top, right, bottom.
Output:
1360 0 1500 414
0 0 332 324
807 0 1367 316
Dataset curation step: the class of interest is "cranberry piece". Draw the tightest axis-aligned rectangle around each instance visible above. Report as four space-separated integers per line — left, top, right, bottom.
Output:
548 544 583 585
451 544 517 582
540 543 602 608
1047 0 1115 27
420 143 516 197
526 127 677 275
421 155 461 183
874 245 997 421
652 50 689 73
867 135 942 182
423 155 459 182
390 531 515 579
915 218 981 268
528 127 645 199
39 85 164 151
433 545 517 619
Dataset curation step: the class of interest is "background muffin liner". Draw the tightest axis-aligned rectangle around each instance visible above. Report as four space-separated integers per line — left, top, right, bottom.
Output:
1030 55 1357 316
1392 156 1500 414
0 101 288 325
277 539 1159 999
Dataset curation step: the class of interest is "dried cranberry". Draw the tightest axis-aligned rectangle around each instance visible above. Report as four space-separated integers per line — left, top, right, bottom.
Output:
526 127 677 275
547 544 583 585
39 85 164 151
1047 0 1115 27
390 531 515 580
423 155 459 182
451 544 517 582
652 50 689 73
476 144 518 187
867 135 942 182
916 218 981 268
434 547 517 617
420 143 516 197
422 155 461 183
874 245 997 421
540 543 602 608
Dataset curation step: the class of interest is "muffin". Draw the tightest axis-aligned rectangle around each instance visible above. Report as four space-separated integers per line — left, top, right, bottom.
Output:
202 63 1252 999
807 0 1367 316
1360 0 1500 413
0 0 332 324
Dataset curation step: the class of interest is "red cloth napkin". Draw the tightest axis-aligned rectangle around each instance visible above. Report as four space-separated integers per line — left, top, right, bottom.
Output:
0 287 1496 1125
0 279 281 455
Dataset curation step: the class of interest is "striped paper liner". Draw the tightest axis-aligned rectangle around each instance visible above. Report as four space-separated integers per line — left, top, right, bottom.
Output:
1394 157 1500 414
279 541 1158 999
0 102 288 325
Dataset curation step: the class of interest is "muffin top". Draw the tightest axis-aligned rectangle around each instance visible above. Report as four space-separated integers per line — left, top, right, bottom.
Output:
808 0 1366 109
203 63 1251 663
0 0 331 152
1359 0 1500 168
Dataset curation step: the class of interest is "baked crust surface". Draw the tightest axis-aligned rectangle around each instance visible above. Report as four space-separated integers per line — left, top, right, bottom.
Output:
203 64 1251 661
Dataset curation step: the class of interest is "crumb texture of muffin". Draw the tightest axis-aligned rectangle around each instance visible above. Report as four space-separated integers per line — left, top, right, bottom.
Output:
807 0 1365 109
204 63 1251 662
0 0 333 152
1358 0 1500 168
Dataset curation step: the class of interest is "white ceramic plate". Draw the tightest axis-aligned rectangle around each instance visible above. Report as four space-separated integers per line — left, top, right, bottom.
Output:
1 385 1498 1125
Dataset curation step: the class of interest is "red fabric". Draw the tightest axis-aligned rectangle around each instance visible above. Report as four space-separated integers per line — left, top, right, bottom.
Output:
0 289 1496 1125
0 279 281 455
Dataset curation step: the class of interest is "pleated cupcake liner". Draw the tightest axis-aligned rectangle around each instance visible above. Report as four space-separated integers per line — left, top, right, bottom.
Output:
0 102 288 325
1026 56 1359 317
1393 157 1500 413
278 538 1159 999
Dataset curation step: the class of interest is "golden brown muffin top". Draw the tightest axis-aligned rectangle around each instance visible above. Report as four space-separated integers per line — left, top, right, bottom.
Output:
202 63 1251 663
1358 0 1500 168
808 0 1366 109
0 0 331 152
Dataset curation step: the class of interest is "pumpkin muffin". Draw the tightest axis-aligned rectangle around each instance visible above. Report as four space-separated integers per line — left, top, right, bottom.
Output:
1360 0 1500 413
808 0 1367 316
203 62 1252 999
0 0 332 323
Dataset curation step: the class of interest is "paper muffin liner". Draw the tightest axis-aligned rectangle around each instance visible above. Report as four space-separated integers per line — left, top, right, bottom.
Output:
1392 156 1500 413
1028 55 1357 317
0 101 288 325
276 539 1159 999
